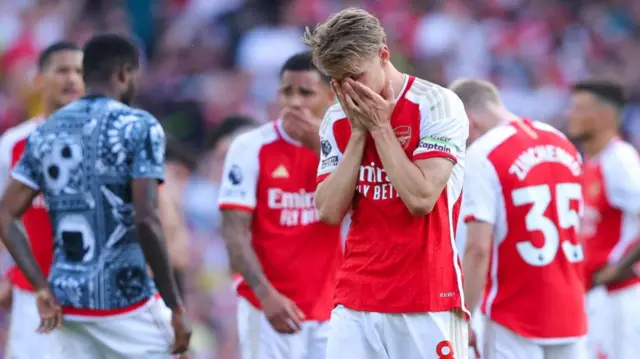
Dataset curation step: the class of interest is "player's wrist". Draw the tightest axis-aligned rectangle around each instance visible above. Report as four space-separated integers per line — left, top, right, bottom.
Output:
368 123 394 140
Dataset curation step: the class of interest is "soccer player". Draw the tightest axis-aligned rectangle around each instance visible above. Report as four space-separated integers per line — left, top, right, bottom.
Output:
218 52 342 359
452 79 588 359
0 34 191 358
304 8 470 359
0 41 83 358
566 79 640 359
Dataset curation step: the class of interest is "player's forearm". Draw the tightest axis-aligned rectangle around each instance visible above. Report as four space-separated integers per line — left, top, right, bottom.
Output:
0 216 47 290
315 131 366 225
135 216 183 310
615 244 640 278
462 242 491 312
370 125 434 215
221 211 274 300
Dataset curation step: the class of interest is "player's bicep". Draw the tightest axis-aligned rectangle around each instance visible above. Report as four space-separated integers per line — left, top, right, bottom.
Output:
218 135 259 211
131 116 166 182
221 210 253 244
0 179 39 219
131 178 160 221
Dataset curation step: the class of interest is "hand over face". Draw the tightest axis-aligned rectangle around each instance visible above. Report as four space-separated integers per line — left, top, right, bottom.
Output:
281 107 321 150
338 78 397 132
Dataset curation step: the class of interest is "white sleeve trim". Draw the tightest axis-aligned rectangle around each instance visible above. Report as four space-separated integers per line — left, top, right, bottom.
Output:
11 172 39 190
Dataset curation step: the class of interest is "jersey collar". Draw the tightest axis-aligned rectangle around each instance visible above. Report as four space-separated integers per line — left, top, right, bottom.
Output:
274 119 302 146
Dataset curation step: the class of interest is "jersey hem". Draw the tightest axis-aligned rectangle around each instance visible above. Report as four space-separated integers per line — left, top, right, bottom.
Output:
335 301 469 320
486 316 587 343
219 203 254 212
62 293 161 319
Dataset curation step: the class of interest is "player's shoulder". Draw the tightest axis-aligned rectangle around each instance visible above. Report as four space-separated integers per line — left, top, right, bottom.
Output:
468 124 519 159
228 121 279 155
0 118 39 151
600 139 640 173
406 77 464 111
320 103 347 133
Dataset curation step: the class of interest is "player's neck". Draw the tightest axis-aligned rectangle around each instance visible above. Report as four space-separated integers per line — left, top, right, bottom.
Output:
42 102 56 118
85 84 119 102
383 64 406 98
582 130 618 157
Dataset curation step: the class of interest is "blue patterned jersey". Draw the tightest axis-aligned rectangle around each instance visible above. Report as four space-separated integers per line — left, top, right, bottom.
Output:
11 96 165 311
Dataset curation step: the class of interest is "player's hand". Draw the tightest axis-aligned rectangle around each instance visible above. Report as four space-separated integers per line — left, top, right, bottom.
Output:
281 107 321 150
468 324 481 358
331 80 366 133
592 264 625 287
342 78 396 132
35 288 62 333
171 308 192 355
260 289 305 334
0 278 13 310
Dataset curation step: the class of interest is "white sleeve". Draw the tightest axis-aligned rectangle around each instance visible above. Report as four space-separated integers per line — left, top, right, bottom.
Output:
412 89 469 163
0 133 12 195
317 107 344 182
460 147 500 224
217 133 260 212
601 144 640 214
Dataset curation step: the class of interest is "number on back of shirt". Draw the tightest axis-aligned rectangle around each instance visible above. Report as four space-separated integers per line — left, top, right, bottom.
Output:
511 183 584 266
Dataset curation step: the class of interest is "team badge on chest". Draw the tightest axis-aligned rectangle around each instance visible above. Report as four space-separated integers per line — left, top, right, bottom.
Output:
393 125 412 149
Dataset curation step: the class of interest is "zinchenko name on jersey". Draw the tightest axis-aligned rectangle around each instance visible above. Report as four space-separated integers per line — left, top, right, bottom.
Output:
509 144 582 181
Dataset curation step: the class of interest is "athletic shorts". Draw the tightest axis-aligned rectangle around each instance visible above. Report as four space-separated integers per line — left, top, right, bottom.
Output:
237 297 329 359
6 288 52 359
49 296 176 359
482 319 587 359
608 284 640 359
325 305 468 359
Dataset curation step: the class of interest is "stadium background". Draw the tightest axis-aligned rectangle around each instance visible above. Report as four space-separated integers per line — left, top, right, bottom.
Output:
0 0 639 357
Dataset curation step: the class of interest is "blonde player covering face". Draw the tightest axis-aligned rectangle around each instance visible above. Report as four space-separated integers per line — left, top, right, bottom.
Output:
452 78 588 359
306 8 470 359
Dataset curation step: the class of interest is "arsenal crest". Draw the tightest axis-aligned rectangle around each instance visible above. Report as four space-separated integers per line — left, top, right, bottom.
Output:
394 126 412 149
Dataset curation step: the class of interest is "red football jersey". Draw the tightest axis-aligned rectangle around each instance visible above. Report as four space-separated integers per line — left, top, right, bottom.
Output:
218 120 342 321
581 138 640 292
0 117 53 292
462 119 587 341
317 76 469 315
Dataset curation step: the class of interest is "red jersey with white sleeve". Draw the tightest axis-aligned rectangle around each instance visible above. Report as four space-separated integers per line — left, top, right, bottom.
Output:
461 119 587 341
581 138 640 292
0 117 53 292
218 120 342 321
317 76 469 315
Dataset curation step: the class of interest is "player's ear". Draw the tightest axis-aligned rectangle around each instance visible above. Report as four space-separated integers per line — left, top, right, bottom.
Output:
114 64 128 87
379 46 390 65
33 72 45 92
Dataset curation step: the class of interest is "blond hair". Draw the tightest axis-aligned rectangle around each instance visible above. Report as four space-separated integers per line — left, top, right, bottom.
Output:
303 8 386 78
448 78 502 109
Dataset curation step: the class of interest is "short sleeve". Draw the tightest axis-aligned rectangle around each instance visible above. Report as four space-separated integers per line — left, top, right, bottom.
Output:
460 147 500 224
413 90 468 163
11 135 41 190
217 133 260 212
601 143 640 214
131 115 166 182
317 108 344 183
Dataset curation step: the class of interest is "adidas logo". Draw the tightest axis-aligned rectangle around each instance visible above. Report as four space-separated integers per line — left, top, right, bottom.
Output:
272 165 289 178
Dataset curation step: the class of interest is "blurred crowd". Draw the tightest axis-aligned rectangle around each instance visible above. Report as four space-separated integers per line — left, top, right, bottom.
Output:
1 0 640 357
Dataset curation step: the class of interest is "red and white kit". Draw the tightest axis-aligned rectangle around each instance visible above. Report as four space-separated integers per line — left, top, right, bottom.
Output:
581 138 640 359
319 76 469 359
218 120 342 359
0 117 55 359
462 119 588 359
